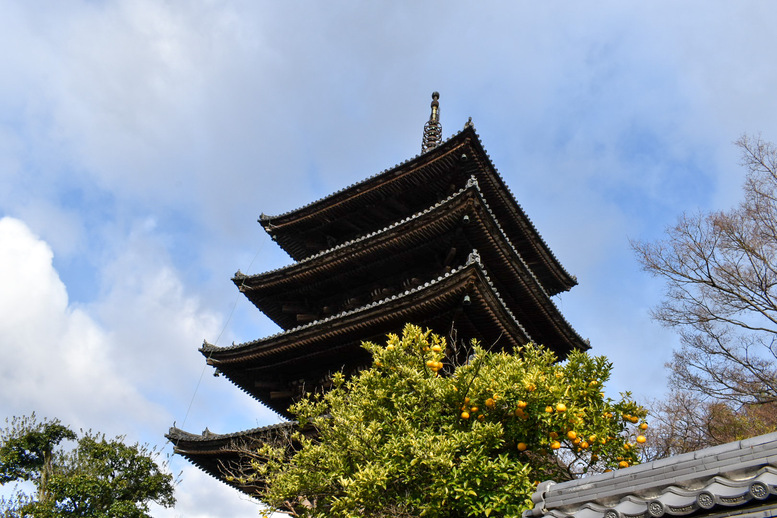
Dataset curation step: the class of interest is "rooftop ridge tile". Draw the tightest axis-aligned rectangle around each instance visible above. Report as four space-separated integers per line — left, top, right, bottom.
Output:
525 433 777 518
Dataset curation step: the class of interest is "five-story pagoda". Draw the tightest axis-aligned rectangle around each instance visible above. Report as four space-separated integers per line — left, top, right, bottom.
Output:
167 93 588 494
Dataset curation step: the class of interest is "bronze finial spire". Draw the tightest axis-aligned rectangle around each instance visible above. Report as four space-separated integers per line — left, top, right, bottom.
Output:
421 91 442 153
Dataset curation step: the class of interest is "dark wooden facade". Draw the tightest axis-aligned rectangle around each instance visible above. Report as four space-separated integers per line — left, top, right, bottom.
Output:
168 114 587 492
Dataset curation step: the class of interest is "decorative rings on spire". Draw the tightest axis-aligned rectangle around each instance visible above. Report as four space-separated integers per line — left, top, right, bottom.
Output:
422 91 442 153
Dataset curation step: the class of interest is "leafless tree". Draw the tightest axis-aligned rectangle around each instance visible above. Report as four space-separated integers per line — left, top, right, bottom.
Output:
642 391 777 460
633 135 777 451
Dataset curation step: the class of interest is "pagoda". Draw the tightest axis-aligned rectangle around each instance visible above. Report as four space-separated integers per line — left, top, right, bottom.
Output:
167 93 588 493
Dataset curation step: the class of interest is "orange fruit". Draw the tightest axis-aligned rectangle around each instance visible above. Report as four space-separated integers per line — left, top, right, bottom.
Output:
517 400 528 409
556 403 567 412
618 460 629 469
517 442 528 451
485 398 495 408
567 430 577 440
545 406 554 413
461 412 470 419
636 435 647 444
639 423 648 430
550 441 561 450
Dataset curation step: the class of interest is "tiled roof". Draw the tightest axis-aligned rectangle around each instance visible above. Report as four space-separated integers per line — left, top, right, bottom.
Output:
525 432 777 518
207 250 529 355
166 420 294 443
236 177 587 353
259 124 577 295
244 177 549 296
165 420 301 494
205 252 536 417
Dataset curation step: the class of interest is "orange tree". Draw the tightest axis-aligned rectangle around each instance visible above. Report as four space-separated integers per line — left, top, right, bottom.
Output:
251 325 646 518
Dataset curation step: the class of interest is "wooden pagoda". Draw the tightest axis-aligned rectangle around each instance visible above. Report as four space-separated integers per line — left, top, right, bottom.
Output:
167 93 588 494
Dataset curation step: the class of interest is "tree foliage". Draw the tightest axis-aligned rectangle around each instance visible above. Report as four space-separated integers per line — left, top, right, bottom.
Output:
633 135 777 452
243 325 647 518
0 414 175 518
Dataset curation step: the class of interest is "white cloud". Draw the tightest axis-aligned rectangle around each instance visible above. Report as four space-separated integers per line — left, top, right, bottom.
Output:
0 216 274 515
153 464 270 518
0 216 156 432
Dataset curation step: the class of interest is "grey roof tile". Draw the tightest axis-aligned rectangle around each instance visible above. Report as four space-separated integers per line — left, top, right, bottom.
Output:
524 433 777 518
206 251 531 355
743 434 777 448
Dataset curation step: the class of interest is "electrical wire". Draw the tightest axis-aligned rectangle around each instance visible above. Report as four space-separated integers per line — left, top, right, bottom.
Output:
179 235 266 431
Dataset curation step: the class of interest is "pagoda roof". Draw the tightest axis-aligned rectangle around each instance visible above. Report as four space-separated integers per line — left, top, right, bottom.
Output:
259 124 576 296
238 178 588 353
166 421 298 495
204 253 532 417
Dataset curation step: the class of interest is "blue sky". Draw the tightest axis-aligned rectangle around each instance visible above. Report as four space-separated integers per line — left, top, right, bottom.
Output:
2 2 777 516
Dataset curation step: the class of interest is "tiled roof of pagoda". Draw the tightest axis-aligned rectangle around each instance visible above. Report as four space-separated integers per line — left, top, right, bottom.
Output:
166 421 298 495
259 124 576 296
524 432 777 518
237 178 588 353
203 253 532 417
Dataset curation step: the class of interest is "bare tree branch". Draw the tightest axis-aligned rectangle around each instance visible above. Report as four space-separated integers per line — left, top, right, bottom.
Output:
634 135 777 453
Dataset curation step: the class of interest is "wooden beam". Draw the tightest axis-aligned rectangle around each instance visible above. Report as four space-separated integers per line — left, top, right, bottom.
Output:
269 391 293 399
